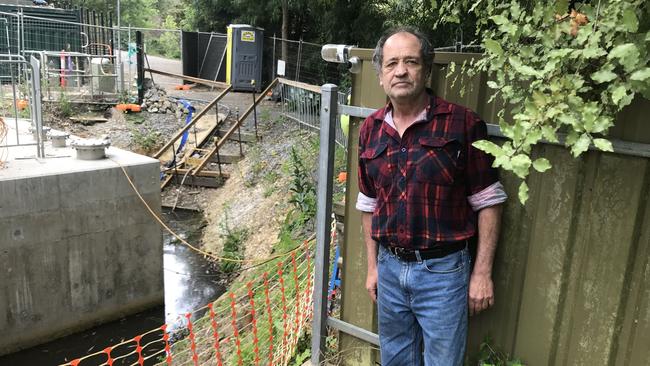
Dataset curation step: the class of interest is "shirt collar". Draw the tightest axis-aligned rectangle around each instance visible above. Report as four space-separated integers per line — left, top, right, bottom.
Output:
374 89 452 127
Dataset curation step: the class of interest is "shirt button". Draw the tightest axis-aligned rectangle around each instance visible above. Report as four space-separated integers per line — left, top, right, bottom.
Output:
401 147 407 153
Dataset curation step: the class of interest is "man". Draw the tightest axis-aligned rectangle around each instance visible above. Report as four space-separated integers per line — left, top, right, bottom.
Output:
356 27 507 366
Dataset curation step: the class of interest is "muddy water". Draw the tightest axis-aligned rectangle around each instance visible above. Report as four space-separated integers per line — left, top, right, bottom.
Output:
0 208 224 366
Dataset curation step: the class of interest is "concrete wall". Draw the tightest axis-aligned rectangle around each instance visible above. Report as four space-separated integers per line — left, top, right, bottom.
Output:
0 148 163 355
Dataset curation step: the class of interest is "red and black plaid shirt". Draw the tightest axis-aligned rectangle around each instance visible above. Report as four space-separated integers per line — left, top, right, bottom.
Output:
358 93 498 249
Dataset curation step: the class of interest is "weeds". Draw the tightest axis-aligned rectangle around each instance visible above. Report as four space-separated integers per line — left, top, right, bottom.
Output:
219 208 248 274
130 127 163 155
288 146 316 224
58 88 73 118
478 337 525 366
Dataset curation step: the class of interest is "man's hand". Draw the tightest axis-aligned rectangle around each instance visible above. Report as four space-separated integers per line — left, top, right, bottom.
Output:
468 272 494 316
366 266 378 303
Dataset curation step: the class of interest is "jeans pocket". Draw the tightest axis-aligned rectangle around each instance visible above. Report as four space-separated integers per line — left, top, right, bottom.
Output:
422 249 465 274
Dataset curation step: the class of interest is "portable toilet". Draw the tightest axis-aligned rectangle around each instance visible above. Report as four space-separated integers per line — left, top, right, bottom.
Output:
226 24 263 92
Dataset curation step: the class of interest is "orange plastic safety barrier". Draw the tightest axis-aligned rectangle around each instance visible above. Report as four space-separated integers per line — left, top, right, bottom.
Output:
115 104 142 113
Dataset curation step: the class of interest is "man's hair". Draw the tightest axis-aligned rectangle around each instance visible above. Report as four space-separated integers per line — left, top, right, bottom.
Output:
372 26 434 75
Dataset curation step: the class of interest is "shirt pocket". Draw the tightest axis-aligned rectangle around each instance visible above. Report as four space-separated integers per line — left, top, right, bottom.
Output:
415 137 461 186
360 143 393 188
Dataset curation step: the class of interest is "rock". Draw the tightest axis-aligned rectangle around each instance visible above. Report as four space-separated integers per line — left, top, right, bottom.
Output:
150 107 159 113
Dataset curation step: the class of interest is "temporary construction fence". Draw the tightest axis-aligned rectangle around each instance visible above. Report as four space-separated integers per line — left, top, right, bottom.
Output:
264 36 349 89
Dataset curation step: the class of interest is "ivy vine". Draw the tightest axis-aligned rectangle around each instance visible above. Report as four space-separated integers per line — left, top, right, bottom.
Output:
435 0 650 203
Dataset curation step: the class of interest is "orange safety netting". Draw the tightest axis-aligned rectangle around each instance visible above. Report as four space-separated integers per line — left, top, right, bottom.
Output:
60 241 316 366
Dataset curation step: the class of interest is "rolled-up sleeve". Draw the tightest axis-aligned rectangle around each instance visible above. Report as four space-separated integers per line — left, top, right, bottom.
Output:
357 119 377 212
356 191 377 212
467 181 507 211
464 111 499 195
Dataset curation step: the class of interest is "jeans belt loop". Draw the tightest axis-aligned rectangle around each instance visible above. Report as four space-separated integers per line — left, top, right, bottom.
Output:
414 249 422 263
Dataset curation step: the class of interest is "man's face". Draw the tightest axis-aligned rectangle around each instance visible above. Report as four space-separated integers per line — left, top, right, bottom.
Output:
378 32 428 103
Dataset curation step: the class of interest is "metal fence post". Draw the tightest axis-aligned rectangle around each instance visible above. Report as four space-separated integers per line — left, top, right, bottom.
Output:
311 83 337 365
30 56 44 158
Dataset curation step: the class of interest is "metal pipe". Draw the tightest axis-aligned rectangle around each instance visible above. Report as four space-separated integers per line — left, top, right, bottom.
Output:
310 83 337 365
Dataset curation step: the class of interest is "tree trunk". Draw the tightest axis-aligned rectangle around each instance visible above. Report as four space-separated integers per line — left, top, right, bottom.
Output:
281 0 288 61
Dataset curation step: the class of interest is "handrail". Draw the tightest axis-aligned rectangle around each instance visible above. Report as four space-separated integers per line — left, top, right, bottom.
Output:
192 78 279 174
145 68 231 89
153 84 233 159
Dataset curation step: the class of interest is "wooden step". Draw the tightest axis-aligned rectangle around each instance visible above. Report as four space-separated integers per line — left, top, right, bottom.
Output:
217 128 256 143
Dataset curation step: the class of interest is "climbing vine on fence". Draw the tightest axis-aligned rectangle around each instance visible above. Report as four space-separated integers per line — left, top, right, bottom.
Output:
435 0 650 203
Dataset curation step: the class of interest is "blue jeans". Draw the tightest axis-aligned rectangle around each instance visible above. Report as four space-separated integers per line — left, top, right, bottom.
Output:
376 244 470 366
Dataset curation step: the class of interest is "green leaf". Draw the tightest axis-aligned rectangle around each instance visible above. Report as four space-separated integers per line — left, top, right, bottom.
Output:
630 68 650 81
484 39 504 57
593 138 613 152
518 181 529 204
541 125 558 143
487 80 499 89
554 0 568 14
473 140 505 157
532 158 552 172
608 43 640 72
622 8 639 32
581 46 606 59
611 85 628 106
490 14 508 25
509 57 540 77
511 154 531 178
571 133 591 157
591 69 617 83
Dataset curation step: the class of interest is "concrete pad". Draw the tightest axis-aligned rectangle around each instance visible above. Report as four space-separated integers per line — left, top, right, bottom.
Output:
0 118 163 355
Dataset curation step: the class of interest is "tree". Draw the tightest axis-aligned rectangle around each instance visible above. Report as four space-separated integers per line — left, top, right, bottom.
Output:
434 0 650 203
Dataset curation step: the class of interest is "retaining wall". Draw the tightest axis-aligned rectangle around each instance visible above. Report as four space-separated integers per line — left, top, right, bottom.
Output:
0 140 163 355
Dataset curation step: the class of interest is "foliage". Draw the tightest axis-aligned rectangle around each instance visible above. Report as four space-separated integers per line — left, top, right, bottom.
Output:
434 0 650 203
147 16 182 59
477 337 525 366
288 146 317 224
218 208 248 274
129 125 163 154
59 0 159 28
57 89 74 118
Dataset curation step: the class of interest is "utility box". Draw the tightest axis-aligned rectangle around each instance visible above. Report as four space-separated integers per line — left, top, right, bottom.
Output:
226 24 263 92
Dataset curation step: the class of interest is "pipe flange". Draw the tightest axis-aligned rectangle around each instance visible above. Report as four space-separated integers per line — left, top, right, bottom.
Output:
70 137 111 160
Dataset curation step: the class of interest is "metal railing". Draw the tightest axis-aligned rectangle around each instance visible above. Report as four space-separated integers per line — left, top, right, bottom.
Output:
277 78 350 149
0 54 44 158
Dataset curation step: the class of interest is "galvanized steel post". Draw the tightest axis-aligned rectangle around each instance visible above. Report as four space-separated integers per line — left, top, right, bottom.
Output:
311 84 338 365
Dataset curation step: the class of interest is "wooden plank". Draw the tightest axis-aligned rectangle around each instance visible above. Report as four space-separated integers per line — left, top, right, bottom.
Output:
165 168 228 178
216 129 256 143
158 113 225 164
153 85 232 159
193 79 278 174
145 68 231 89
277 77 321 94
70 116 108 123
168 174 227 188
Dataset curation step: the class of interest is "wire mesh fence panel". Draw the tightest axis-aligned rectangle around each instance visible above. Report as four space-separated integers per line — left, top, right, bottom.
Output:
266 36 350 92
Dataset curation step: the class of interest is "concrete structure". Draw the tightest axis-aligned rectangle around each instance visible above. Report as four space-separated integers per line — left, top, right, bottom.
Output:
0 119 163 355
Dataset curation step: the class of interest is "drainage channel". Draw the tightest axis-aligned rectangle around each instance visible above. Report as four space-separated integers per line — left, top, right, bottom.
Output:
0 207 225 366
